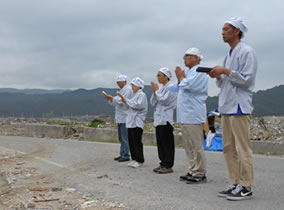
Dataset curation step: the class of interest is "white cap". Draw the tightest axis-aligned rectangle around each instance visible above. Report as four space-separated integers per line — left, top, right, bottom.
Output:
131 77 144 89
225 17 248 38
184 48 203 61
116 75 128 82
158 67 172 79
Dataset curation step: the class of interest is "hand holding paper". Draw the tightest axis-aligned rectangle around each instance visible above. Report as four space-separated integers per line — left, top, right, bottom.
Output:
101 91 113 101
116 91 126 103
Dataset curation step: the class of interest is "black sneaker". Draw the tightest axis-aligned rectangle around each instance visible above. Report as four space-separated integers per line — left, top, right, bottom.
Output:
114 156 121 161
118 157 130 162
218 184 237 197
186 175 207 184
179 173 192 181
226 184 253 201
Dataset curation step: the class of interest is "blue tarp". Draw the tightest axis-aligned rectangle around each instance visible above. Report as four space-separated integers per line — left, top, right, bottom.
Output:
204 136 223 151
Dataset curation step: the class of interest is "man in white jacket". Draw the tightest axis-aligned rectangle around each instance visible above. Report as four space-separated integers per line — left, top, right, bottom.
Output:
209 17 257 201
172 48 208 184
103 75 133 162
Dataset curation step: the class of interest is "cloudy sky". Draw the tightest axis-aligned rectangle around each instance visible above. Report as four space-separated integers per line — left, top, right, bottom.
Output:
0 0 283 96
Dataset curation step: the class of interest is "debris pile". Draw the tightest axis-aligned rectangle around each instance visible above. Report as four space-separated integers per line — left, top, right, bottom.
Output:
251 116 284 143
0 115 283 143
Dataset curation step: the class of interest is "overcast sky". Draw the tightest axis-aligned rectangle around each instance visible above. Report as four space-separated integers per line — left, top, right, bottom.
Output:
0 0 283 96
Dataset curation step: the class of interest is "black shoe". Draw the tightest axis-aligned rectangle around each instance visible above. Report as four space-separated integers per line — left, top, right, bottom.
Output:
226 184 253 201
118 157 130 162
114 156 121 161
186 175 207 184
218 184 237 198
179 173 193 181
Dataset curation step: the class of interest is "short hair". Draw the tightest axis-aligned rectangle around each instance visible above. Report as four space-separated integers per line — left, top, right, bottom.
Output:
230 25 243 39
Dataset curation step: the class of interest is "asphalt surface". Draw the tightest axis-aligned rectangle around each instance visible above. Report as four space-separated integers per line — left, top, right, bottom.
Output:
0 136 283 210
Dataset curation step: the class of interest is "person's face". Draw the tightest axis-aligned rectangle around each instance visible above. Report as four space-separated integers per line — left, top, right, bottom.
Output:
222 23 240 43
156 72 168 84
116 81 126 89
183 54 199 68
131 84 140 92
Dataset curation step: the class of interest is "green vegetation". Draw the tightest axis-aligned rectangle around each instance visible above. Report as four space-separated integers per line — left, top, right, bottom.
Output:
88 121 105 128
46 121 78 126
144 124 155 132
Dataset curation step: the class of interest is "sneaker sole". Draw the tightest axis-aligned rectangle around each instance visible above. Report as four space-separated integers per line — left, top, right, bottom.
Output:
217 193 229 198
226 195 253 201
157 171 173 174
118 159 130 162
179 177 191 182
130 165 142 168
186 179 207 184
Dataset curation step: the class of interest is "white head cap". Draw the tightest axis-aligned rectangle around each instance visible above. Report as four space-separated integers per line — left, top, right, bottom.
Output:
184 48 203 61
158 67 172 79
225 17 248 38
116 75 128 82
131 77 144 89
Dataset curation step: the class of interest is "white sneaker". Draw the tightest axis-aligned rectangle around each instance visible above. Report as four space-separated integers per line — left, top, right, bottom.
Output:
130 161 142 168
128 161 136 167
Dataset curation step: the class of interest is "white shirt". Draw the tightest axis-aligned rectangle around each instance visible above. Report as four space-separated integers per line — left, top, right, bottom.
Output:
217 42 258 114
109 85 133 124
170 64 208 124
150 82 177 127
125 89 148 129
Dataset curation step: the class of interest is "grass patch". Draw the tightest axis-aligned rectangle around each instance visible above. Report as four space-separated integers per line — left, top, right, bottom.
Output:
143 124 155 132
88 121 105 128
46 121 77 126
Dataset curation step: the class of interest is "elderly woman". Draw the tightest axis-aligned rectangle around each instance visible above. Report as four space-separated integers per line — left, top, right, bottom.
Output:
150 67 177 174
117 77 148 168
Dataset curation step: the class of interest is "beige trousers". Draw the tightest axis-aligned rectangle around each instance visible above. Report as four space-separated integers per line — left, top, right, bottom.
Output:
181 124 207 177
222 115 255 187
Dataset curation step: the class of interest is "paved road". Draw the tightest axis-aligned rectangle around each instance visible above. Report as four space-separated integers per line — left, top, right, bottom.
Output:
0 136 283 210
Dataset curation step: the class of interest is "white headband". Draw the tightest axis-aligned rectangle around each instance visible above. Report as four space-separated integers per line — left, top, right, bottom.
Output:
159 67 172 79
225 17 248 38
116 75 128 82
184 48 203 61
131 77 144 89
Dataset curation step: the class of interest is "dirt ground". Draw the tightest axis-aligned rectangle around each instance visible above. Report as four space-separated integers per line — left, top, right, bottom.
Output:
0 147 128 210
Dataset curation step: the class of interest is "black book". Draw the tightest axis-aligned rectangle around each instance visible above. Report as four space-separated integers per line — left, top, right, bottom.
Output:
196 67 213 73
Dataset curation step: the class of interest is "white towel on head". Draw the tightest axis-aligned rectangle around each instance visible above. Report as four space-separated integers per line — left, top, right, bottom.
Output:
225 17 248 33
116 75 128 82
131 77 144 89
158 67 172 79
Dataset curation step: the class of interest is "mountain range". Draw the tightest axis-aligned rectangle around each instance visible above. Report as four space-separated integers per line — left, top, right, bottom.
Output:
0 85 283 117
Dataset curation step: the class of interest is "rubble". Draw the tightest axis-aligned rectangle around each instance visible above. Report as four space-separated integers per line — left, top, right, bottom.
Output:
0 147 128 209
251 116 284 143
0 115 283 143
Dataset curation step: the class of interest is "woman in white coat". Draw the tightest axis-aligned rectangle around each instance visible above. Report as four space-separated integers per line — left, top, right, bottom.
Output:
117 77 148 168
150 67 177 174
